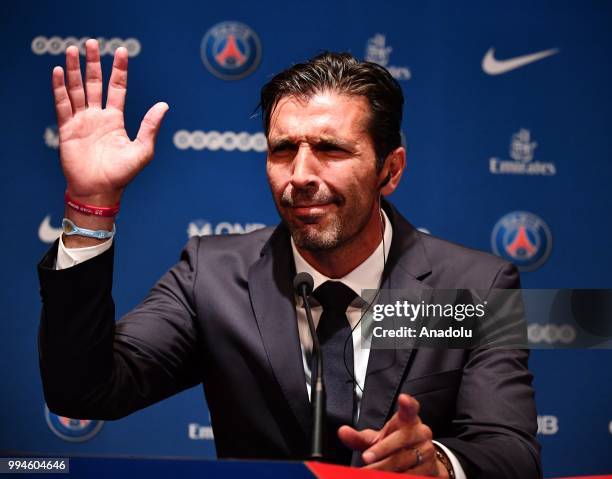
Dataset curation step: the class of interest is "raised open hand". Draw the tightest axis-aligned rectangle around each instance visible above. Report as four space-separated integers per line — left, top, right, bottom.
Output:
52 39 168 205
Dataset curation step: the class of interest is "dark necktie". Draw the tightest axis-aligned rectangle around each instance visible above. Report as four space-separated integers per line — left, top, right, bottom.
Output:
312 281 357 464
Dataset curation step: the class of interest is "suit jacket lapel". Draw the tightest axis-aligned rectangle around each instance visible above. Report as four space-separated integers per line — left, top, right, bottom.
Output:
352 202 433 464
248 225 312 439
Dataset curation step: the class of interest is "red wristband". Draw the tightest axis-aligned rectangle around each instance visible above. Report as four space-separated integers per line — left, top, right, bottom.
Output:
64 191 120 217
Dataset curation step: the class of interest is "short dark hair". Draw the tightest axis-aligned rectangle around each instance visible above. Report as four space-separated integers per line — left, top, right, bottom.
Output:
259 51 404 171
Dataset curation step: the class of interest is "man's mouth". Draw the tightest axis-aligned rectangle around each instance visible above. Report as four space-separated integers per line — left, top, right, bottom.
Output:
290 203 334 221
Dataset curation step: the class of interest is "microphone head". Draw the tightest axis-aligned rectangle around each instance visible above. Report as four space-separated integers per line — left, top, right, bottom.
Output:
293 272 314 296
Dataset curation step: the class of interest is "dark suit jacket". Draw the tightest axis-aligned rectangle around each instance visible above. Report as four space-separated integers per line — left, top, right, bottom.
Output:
37 201 541 478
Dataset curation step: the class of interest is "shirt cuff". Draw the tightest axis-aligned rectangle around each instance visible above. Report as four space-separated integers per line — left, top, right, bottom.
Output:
56 235 113 270
433 440 467 479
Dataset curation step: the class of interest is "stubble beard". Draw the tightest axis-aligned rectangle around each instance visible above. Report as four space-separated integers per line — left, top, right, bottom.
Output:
290 214 343 251
277 184 374 252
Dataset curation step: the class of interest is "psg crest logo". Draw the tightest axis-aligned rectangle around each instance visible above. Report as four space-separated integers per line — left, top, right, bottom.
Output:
491 211 552 271
45 404 104 442
201 21 262 80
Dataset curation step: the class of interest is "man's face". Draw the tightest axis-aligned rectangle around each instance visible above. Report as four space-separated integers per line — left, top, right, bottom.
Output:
266 91 381 251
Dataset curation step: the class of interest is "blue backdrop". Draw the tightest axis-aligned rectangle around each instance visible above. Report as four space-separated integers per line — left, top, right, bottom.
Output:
1 1 610 477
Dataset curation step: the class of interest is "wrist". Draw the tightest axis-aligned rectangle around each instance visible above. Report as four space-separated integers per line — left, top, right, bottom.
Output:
63 207 115 248
435 457 450 479
434 446 455 479
65 190 121 217
65 188 123 209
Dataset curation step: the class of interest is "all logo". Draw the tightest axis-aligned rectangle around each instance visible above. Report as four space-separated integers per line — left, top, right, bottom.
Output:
173 130 267 152
364 34 411 80
201 21 262 80
187 220 266 238
491 211 552 271
45 404 104 442
32 36 141 57
528 324 576 345
489 128 556 176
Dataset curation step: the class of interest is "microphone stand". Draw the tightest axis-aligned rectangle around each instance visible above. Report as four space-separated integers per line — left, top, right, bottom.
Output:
296 277 325 460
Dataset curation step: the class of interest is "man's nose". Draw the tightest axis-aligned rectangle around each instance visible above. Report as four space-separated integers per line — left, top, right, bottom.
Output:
290 145 319 189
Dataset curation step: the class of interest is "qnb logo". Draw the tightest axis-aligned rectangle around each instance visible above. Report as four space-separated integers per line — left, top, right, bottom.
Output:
31 36 141 57
187 220 266 238
528 324 576 345
173 130 267 152
364 34 411 80
537 415 558 435
44 126 59 149
45 404 104 442
489 128 556 176
188 423 214 440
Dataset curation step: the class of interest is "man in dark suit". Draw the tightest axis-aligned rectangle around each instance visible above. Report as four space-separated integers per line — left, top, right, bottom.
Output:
39 41 541 478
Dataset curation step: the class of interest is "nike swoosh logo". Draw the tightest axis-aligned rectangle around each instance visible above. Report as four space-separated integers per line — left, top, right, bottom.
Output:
482 47 559 75
39 215 63 243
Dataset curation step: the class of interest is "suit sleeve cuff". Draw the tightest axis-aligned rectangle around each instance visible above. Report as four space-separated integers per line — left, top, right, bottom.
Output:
433 440 467 479
56 235 113 270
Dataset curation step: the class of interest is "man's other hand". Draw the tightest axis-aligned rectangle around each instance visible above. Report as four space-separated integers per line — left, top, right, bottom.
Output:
338 394 447 477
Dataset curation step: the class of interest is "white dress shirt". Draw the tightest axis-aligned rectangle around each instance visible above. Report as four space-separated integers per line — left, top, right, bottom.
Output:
56 213 465 477
291 210 393 410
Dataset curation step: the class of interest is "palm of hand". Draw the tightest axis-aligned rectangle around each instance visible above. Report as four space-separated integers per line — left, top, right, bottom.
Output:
59 107 149 197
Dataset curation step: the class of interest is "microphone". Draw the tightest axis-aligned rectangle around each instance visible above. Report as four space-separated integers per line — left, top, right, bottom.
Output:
293 272 326 460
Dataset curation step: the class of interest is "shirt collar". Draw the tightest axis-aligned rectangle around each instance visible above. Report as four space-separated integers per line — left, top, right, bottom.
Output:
291 209 393 300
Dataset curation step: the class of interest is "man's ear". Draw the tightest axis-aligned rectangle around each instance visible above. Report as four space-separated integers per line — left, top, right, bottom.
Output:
379 146 406 196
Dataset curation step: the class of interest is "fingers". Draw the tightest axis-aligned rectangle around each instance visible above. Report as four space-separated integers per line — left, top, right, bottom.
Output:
65 46 86 113
52 67 72 128
377 394 420 438
136 102 170 154
362 422 432 465
397 393 420 423
363 440 437 474
360 395 426 466
337 426 379 452
85 39 103 107
347 394 436 475
106 46 128 112
404 442 438 477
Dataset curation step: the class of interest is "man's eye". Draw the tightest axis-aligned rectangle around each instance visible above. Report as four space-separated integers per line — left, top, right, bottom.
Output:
269 146 296 160
270 147 285 155
271 144 296 154
317 145 352 156
318 144 342 152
